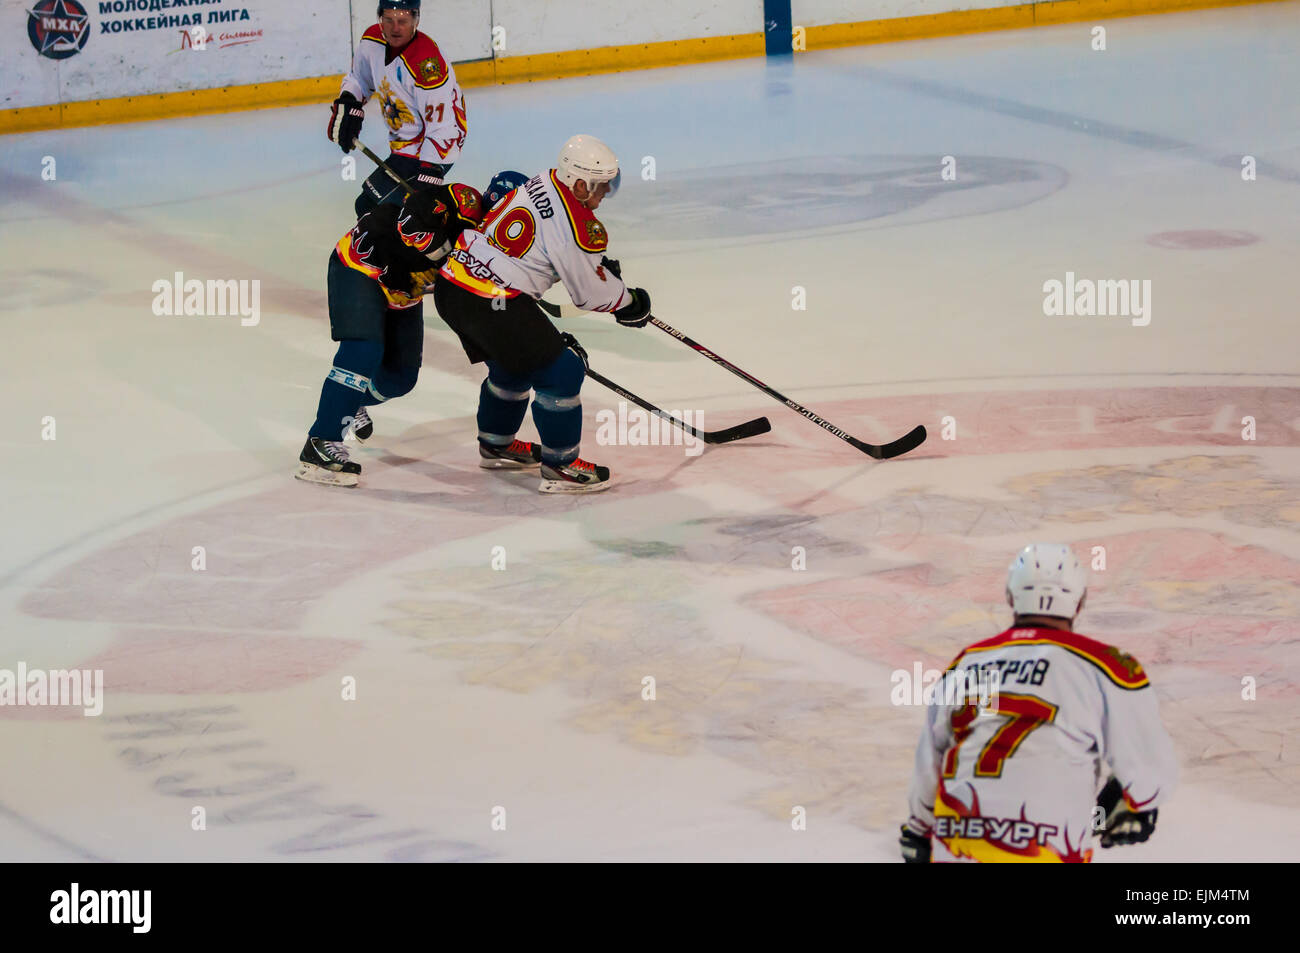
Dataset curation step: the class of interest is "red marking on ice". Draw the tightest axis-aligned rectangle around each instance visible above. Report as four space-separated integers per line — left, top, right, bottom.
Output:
76 631 362 694
0 633 361 718
14 384 1298 700
1147 230 1259 249
753 529 1300 685
677 385 1299 474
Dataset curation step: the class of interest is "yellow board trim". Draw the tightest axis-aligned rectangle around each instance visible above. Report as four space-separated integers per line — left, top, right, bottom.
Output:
5 74 342 135
4 0 1288 134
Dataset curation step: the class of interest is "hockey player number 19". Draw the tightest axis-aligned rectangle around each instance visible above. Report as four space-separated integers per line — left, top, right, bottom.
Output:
942 693 1060 779
485 206 537 259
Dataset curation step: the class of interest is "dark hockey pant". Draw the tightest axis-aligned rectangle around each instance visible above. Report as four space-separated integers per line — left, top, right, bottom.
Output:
308 253 423 441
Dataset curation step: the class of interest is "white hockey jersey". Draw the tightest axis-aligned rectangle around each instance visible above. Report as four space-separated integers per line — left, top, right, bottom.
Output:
905 625 1178 863
438 171 631 313
340 24 467 166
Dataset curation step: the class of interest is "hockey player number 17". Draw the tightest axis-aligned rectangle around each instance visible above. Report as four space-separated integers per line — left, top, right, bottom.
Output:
942 693 1060 779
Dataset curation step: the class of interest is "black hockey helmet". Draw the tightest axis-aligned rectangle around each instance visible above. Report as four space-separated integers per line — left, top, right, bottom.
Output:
377 0 420 17
483 171 530 213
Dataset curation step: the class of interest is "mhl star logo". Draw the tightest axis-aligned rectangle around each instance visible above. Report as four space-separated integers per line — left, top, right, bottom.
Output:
27 0 90 60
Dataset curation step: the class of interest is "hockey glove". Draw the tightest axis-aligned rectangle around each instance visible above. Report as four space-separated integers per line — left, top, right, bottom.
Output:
600 256 622 280
899 825 932 863
397 190 452 258
415 163 448 190
560 333 589 371
328 92 365 153
614 288 652 328
1096 777 1158 848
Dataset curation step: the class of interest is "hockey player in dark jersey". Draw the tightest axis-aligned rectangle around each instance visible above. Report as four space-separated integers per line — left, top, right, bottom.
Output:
296 182 484 487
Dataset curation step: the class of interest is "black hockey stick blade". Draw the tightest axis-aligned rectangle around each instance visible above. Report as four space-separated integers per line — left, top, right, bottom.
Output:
850 424 928 460
538 299 563 318
585 367 769 446
703 415 772 444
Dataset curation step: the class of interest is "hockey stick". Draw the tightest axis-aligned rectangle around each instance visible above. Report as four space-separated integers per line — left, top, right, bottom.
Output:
649 318 926 459
585 367 771 445
357 142 416 196
538 300 925 459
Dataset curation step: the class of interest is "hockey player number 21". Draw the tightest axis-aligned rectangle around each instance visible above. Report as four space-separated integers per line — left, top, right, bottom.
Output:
943 693 1059 779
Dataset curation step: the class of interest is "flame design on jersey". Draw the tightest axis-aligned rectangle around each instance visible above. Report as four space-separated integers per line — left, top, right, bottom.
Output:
335 232 424 311
934 784 1092 863
397 204 440 253
378 78 415 135
452 88 468 134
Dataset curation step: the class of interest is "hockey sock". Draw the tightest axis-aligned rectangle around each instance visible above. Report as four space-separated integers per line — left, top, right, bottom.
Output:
477 361 532 446
309 339 384 440
360 364 419 407
530 349 585 466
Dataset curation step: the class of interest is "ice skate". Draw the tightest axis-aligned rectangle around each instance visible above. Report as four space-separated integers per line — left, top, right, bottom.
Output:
349 407 373 442
538 457 611 493
479 438 542 469
295 437 361 487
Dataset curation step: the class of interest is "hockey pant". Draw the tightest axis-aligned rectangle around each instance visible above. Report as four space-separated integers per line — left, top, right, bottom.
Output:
310 254 423 440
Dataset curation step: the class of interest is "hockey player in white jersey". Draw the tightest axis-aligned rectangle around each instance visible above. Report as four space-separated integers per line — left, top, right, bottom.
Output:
327 1 468 217
899 543 1178 863
432 135 653 493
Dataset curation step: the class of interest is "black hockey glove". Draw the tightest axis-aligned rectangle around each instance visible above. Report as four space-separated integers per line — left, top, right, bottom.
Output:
614 288 652 328
899 825 931 864
398 189 452 245
560 333 588 371
415 163 448 190
328 92 365 153
600 256 622 280
1101 809 1158 847
1096 777 1158 848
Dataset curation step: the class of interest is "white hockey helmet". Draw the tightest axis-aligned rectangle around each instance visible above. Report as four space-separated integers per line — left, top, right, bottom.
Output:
1005 543 1088 619
556 134 621 198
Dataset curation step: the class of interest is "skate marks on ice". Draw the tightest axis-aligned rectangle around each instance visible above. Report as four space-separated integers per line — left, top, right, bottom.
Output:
753 455 1300 811
601 155 1066 244
841 65 1300 185
6 382 1299 855
380 552 923 836
97 704 494 862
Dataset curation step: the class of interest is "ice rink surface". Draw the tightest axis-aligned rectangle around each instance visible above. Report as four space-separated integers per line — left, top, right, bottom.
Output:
1 5 1298 861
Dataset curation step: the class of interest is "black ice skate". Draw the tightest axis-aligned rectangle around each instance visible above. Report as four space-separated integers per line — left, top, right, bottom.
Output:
350 407 373 442
296 437 361 487
538 457 611 494
479 438 542 470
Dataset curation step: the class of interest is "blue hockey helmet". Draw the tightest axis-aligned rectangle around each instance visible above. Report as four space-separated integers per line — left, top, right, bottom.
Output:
377 1 420 17
483 171 531 213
